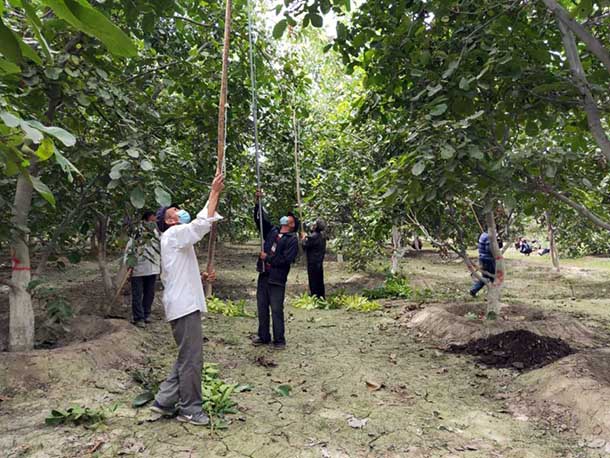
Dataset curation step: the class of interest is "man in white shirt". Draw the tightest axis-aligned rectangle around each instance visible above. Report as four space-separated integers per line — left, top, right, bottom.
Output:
150 173 223 426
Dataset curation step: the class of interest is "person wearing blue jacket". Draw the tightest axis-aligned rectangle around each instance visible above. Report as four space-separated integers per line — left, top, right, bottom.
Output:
470 231 496 297
252 191 299 349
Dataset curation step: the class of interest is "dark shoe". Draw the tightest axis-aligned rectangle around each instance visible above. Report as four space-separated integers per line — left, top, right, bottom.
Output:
251 337 271 347
177 411 210 426
144 317 152 324
150 401 177 417
134 321 146 329
469 290 477 298
273 342 286 350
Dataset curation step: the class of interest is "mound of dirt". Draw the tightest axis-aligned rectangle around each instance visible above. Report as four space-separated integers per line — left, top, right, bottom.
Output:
448 330 573 370
404 303 602 349
517 349 610 438
35 315 113 349
0 319 144 394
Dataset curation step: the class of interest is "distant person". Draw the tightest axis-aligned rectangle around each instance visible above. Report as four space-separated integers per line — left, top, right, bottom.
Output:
252 191 299 349
302 219 327 299
520 239 533 255
538 247 550 256
411 235 423 251
125 211 160 328
470 230 496 297
149 173 224 427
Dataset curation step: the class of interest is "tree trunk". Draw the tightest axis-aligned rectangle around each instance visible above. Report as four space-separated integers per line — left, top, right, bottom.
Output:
9 173 35 351
545 210 560 272
485 211 505 319
96 214 115 297
390 225 401 275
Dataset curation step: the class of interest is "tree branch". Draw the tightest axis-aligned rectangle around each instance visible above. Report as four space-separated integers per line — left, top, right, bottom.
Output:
537 180 610 232
541 0 610 75
556 19 610 162
173 15 208 28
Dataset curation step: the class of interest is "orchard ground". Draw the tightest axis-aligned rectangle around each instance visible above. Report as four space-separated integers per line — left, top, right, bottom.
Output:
2 244 610 457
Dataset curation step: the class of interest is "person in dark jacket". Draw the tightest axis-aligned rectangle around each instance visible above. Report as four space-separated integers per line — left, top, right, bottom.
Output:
469 230 496 297
252 192 299 349
302 219 327 299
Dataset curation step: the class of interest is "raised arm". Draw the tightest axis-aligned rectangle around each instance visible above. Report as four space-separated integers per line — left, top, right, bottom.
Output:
172 174 224 249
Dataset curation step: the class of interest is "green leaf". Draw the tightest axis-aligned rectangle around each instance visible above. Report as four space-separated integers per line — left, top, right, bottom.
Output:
0 111 21 128
76 93 90 106
272 19 288 39
140 159 153 171
0 58 20 74
440 144 455 159
412 161 426 176
35 138 55 161
54 148 81 182
20 121 43 143
132 391 154 408
468 145 484 160
30 176 56 206
130 187 145 209
275 384 292 397
310 13 323 28
27 121 76 146
458 77 470 90
23 2 53 62
430 104 448 117
0 19 22 63
44 67 62 80
442 60 458 79
154 187 171 206
18 38 42 65
44 0 137 57
127 148 140 158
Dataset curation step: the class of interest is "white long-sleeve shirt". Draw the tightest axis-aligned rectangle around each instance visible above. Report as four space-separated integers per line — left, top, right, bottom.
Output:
160 203 222 321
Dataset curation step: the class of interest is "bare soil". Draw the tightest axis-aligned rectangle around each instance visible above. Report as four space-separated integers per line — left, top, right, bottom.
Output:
2 244 610 457
447 330 574 370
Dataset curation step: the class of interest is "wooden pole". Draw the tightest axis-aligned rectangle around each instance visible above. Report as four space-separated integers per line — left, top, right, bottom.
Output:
205 0 232 298
293 109 304 234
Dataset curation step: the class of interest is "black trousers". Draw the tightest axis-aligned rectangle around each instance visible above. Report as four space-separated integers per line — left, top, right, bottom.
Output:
256 274 286 344
131 274 157 322
307 262 325 299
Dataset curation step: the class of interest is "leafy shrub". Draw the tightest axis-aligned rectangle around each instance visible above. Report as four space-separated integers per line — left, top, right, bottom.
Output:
207 297 254 318
45 403 119 428
290 293 380 313
363 275 413 300
46 298 74 324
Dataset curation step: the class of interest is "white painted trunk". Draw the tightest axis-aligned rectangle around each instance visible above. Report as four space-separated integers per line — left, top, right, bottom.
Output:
96 215 115 297
485 212 505 318
391 225 401 275
9 173 35 351
546 211 560 272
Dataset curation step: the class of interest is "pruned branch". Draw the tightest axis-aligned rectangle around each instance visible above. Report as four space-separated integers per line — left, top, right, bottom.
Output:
556 19 610 162
541 0 610 76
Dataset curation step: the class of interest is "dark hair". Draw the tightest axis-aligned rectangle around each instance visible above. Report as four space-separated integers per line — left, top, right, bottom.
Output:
287 212 299 233
142 211 155 221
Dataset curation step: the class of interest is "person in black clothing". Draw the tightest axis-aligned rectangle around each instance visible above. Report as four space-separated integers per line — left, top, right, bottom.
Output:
252 192 299 349
302 219 327 299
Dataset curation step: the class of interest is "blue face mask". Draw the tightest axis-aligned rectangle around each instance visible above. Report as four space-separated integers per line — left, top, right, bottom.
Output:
177 209 191 225
280 216 289 226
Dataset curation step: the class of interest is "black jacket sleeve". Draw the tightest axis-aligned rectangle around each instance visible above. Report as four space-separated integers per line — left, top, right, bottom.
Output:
254 202 273 240
268 235 298 268
302 232 321 250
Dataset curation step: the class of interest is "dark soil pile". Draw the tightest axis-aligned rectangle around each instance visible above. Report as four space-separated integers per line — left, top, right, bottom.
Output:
447 330 574 370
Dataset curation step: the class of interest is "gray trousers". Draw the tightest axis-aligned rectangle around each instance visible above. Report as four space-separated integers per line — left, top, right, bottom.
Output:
155 311 203 416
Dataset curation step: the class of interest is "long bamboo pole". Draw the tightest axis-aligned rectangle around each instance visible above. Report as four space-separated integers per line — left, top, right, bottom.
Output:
293 109 304 234
205 0 232 298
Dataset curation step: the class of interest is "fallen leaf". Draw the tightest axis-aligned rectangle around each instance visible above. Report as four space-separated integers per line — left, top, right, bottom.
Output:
347 416 368 429
275 384 292 397
254 355 277 368
87 441 104 453
365 380 384 391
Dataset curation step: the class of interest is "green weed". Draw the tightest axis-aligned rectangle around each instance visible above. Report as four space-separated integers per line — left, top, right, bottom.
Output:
207 297 255 318
364 275 413 300
290 293 380 313
45 403 119 428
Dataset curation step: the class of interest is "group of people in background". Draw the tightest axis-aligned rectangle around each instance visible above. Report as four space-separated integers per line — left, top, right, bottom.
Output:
515 237 550 256
123 177 327 426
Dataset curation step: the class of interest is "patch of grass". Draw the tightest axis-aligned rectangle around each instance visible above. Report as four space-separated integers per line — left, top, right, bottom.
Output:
207 297 255 318
363 275 413 300
290 293 340 310
45 403 119 428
